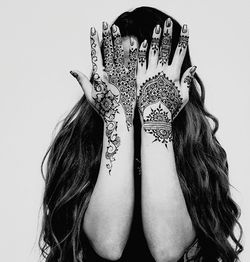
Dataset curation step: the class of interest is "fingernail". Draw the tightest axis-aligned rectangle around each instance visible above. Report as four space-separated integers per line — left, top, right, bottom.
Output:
166 18 171 27
70 71 78 79
103 21 108 30
190 66 197 75
112 24 117 33
90 27 96 36
182 24 188 33
142 39 147 48
155 24 161 34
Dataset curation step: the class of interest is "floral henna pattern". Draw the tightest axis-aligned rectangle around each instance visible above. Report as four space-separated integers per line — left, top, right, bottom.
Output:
138 71 183 120
103 29 138 130
91 30 120 175
93 85 121 174
159 31 171 66
143 104 173 147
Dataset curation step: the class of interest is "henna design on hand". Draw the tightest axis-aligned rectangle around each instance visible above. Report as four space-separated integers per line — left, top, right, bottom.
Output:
138 71 183 120
91 28 121 175
103 27 138 131
159 30 171 66
143 104 173 146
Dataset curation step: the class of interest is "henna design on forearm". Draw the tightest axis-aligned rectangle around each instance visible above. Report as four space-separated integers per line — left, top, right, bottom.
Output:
91 29 120 175
138 71 183 120
159 30 171 66
103 29 138 130
143 104 173 146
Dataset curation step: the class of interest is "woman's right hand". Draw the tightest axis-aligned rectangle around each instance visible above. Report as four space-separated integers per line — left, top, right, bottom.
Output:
70 22 138 131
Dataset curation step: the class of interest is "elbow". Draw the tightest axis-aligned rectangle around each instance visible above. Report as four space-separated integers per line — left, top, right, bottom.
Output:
91 239 124 261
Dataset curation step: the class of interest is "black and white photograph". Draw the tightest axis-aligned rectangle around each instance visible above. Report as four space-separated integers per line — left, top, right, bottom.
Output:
1 0 249 261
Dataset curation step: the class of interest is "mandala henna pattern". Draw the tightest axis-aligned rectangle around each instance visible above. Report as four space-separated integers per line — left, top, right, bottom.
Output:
159 30 171 66
103 29 138 130
138 71 183 120
144 104 173 146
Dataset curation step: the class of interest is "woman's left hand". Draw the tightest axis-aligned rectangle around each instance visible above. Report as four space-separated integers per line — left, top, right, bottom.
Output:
136 19 196 145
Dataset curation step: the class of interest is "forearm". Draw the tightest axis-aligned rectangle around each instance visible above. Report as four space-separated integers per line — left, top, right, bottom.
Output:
83 118 134 259
141 127 196 261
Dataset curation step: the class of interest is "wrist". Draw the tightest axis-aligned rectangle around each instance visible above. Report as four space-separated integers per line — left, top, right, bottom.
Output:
141 118 173 146
103 116 134 136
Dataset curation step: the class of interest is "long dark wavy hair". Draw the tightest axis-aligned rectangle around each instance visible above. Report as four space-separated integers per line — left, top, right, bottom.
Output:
39 6 243 262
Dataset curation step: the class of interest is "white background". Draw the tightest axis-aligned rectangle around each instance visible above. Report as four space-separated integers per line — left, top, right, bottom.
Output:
0 0 249 261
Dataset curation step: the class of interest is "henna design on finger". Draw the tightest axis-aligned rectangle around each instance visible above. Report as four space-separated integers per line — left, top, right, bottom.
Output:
103 29 114 75
150 38 160 55
184 75 193 88
159 30 172 66
143 104 173 147
138 71 182 119
178 35 189 54
138 49 146 67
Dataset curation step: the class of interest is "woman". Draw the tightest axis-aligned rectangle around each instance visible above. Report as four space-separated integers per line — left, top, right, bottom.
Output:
39 6 243 262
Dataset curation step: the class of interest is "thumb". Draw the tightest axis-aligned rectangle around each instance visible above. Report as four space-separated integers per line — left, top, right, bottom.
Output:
70 70 93 102
181 65 197 90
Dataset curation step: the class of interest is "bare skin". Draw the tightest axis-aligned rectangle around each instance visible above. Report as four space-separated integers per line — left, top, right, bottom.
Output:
71 19 197 261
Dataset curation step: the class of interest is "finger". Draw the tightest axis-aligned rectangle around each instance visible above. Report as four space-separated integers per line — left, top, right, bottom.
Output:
181 65 197 90
148 24 161 69
172 24 189 73
102 22 114 74
158 18 172 68
90 27 103 79
127 36 138 79
112 24 124 67
137 40 148 76
70 70 93 103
